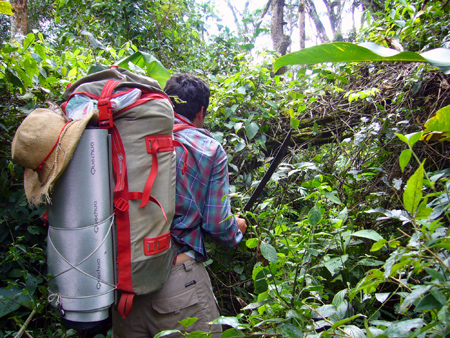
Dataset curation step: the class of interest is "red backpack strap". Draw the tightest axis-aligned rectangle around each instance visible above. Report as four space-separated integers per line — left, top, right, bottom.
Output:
174 112 195 126
114 163 134 296
117 292 135 319
173 123 195 133
110 125 127 193
98 80 121 129
128 192 168 222
173 118 195 175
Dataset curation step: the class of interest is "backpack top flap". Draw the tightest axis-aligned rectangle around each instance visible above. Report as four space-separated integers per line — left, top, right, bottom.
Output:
64 67 164 99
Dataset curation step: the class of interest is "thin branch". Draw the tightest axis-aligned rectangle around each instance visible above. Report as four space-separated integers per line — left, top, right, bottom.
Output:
14 309 36 338
261 0 273 20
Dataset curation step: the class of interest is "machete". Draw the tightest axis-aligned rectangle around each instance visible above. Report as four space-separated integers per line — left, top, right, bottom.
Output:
243 129 292 212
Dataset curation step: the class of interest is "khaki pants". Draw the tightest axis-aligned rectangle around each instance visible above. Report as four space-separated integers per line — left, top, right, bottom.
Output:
112 259 222 338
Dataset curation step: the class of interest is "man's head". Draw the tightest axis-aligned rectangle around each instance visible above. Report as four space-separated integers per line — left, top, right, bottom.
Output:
165 74 210 126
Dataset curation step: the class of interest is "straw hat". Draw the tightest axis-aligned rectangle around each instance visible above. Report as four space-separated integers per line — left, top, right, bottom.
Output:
11 108 94 206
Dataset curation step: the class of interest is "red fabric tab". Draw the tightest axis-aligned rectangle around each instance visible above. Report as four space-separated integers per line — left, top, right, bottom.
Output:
145 135 174 153
140 135 174 208
118 292 135 319
143 232 171 256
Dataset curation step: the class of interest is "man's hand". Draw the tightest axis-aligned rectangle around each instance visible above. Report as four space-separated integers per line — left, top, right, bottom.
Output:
236 216 247 235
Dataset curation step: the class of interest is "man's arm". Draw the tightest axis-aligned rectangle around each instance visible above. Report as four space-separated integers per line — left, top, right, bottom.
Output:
202 145 244 248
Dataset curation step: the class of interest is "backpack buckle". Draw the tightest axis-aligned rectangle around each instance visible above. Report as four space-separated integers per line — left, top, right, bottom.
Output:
115 197 129 212
98 98 113 129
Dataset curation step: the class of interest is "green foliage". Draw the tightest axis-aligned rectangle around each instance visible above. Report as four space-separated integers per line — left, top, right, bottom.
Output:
205 34 449 338
359 0 450 52
1 1 450 337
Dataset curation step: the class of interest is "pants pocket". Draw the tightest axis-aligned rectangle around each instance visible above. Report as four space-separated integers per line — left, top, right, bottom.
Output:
151 286 199 314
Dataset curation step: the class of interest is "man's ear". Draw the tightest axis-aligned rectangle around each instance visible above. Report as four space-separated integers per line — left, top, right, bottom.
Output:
192 107 205 128
195 107 204 121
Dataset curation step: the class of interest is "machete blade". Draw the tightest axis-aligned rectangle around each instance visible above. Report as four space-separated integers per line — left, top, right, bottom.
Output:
243 129 292 212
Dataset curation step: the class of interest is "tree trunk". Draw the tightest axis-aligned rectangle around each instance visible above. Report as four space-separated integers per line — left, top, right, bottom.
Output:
299 0 306 49
10 0 28 42
305 0 330 43
270 0 291 56
322 0 345 40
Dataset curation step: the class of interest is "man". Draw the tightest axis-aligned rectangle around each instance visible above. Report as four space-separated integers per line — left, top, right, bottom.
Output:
112 74 246 337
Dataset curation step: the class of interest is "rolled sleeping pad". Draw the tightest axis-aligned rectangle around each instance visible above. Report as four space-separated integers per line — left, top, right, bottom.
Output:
47 128 115 329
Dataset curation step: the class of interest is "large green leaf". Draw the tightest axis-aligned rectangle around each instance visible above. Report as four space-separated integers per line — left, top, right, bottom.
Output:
253 269 269 293
415 294 443 312
351 230 383 242
117 51 170 89
400 285 432 313
403 161 424 215
421 105 450 141
154 330 182 338
308 206 321 226
324 255 348 276
245 121 259 140
222 328 245 338
211 316 240 329
5 69 25 90
260 241 278 263
383 319 425 337
342 325 366 338
277 323 303 338
274 42 450 74
178 317 198 328
0 287 35 318
323 191 342 205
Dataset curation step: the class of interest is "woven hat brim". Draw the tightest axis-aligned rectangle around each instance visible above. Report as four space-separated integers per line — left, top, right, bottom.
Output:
24 111 95 206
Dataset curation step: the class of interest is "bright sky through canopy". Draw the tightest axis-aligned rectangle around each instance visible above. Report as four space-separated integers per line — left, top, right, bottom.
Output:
202 0 362 52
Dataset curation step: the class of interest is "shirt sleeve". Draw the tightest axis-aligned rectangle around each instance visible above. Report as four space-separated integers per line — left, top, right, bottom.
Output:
202 144 243 249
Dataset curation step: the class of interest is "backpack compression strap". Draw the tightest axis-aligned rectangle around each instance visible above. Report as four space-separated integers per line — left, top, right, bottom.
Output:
139 113 195 208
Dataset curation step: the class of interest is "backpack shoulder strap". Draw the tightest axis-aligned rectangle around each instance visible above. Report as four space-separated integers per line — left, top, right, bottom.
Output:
172 113 196 174
173 123 195 133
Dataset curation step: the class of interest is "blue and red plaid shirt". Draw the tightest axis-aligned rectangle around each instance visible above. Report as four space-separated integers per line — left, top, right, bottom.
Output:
171 116 243 262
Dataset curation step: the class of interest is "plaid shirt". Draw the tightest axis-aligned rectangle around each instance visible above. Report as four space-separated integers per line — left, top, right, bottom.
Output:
171 117 243 262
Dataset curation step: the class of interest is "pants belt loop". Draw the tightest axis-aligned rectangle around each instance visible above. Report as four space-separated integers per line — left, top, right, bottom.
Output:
183 259 193 272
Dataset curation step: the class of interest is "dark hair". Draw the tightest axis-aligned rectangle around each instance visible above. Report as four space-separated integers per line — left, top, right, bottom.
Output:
164 74 210 122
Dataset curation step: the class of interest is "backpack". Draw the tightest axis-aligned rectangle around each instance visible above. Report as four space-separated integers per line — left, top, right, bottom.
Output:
63 67 192 318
